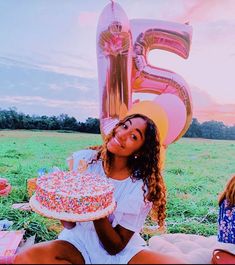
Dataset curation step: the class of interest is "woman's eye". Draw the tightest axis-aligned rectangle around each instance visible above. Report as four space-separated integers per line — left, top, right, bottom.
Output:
122 124 128 129
131 134 137 140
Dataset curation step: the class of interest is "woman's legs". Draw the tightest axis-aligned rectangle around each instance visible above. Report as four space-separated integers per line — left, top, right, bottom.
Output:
14 240 85 264
128 249 187 264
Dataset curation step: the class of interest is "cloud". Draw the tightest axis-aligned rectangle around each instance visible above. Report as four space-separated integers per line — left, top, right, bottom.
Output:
191 86 235 125
0 96 99 121
195 109 235 126
0 56 99 104
0 96 95 107
164 0 235 23
48 84 64 92
39 63 96 79
193 20 235 51
122 0 235 24
191 86 215 108
37 51 98 78
78 11 99 28
0 52 97 79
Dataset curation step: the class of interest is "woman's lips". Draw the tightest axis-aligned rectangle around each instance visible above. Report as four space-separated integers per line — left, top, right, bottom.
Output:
113 137 124 148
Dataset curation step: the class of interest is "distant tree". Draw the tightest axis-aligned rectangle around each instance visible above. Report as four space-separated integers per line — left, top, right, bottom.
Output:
33 115 49 130
201 120 226 139
184 118 201 138
8 108 19 129
85 117 100 133
78 117 100 133
225 125 235 140
57 114 78 131
48 116 61 130
22 114 33 129
0 109 8 128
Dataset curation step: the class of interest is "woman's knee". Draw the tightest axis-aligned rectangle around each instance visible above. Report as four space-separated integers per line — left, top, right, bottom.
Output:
53 240 85 263
14 240 84 264
14 241 49 264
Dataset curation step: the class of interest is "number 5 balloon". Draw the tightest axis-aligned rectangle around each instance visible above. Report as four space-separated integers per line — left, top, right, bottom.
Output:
130 18 193 144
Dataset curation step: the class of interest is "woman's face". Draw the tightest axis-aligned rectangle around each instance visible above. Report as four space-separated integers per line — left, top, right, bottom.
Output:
107 117 147 157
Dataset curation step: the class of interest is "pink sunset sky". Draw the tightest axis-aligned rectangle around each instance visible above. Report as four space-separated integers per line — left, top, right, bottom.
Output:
0 0 234 125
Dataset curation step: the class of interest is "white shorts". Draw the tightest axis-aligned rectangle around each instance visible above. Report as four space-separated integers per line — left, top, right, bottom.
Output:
58 227 148 264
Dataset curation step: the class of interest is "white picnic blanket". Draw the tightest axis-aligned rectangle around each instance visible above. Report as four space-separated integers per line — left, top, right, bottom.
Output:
148 233 235 264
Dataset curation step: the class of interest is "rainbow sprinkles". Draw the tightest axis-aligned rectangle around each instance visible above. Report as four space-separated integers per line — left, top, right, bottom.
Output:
30 171 116 222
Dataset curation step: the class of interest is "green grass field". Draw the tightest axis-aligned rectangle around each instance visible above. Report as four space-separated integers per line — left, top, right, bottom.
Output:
0 130 235 243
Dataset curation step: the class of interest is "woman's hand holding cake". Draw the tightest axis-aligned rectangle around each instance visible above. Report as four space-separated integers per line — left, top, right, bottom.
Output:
60 220 76 229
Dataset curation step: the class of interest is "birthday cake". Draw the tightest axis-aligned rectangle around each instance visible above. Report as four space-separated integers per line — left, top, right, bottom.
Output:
29 171 116 222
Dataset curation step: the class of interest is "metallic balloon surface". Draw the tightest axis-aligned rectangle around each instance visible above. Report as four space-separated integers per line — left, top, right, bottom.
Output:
97 2 193 145
96 2 132 137
130 19 193 143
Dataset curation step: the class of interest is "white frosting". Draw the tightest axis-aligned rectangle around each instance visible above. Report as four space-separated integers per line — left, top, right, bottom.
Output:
30 194 116 222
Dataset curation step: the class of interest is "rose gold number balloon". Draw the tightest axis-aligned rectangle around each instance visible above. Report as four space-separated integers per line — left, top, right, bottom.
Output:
96 1 133 137
97 2 193 144
130 19 193 143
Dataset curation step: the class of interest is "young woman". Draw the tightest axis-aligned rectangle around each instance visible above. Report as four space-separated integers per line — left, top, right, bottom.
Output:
218 175 235 244
13 113 186 264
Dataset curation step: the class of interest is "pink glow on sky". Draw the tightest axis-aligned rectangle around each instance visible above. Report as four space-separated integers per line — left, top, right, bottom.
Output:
78 12 99 28
177 0 235 22
0 0 234 125
146 0 235 125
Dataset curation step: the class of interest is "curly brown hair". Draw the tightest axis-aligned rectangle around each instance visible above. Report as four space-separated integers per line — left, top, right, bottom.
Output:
218 175 235 206
89 113 167 227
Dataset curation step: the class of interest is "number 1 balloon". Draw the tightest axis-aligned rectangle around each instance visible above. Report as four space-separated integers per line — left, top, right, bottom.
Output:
96 1 132 138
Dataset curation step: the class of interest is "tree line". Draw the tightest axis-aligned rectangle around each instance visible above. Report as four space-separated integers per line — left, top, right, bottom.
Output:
0 108 100 133
0 108 234 140
184 118 235 140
